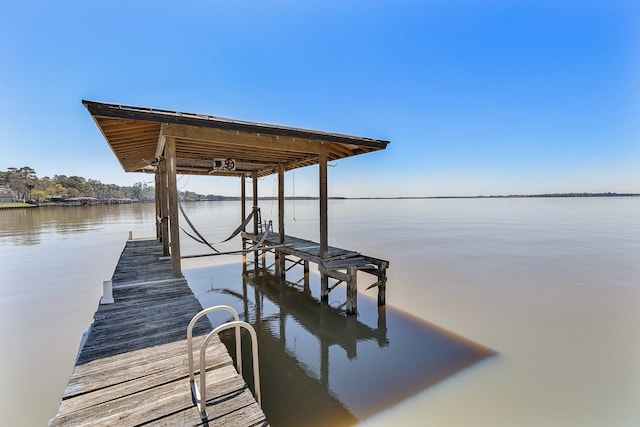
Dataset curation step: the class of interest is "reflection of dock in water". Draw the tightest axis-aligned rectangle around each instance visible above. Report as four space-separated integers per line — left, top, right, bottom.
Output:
249 319 359 427
242 267 389 359
187 261 495 425
209 266 373 426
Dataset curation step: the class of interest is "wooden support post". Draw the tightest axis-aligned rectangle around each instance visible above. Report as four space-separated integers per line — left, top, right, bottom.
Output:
158 159 170 257
154 171 161 240
165 137 182 277
252 171 259 265
254 284 262 325
378 262 388 307
241 175 247 270
278 163 285 282
319 151 329 302
242 276 249 322
346 266 358 315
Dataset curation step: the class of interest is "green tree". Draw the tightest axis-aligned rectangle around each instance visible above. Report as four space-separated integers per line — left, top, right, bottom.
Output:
0 170 10 185
46 183 67 199
7 166 38 200
31 189 48 202
54 175 95 198
2 167 155 202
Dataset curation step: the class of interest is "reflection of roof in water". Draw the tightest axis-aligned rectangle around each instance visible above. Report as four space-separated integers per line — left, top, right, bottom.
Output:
188 262 495 425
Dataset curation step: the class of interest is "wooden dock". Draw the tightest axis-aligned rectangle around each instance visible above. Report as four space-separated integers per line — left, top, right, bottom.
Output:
48 238 267 427
242 231 388 315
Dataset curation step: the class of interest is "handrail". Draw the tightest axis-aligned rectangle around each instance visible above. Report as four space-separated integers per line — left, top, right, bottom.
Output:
187 305 242 380
187 306 261 419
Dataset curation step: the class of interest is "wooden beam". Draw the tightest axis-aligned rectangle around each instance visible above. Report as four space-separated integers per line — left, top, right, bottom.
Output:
162 123 326 155
166 137 182 277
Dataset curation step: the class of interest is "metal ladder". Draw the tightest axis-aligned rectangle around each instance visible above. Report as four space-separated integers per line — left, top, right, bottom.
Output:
186 305 261 419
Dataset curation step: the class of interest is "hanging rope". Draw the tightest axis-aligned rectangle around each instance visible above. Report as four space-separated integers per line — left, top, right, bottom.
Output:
178 202 221 253
220 209 255 242
181 224 278 259
179 224 210 246
178 202 261 251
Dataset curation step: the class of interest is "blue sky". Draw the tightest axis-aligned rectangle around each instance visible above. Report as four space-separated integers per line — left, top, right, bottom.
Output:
1 0 638 197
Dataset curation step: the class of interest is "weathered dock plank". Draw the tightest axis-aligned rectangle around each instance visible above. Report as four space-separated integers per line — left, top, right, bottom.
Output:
49 238 267 426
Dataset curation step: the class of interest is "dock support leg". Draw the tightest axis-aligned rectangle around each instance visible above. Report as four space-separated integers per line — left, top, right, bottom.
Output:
241 175 247 270
303 260 310 295
159 160 169 257
378 282 386 306
252 171 259 267
321 274 329 303
279 251 286 282
154 171 161 240
242 237 247 271
277 163 286 283
346 266 358 315
165 137 182 277
378 263 388 306
319 152 329 303
275 250 286 282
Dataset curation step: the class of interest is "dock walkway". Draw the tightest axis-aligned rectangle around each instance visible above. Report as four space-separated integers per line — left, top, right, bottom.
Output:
48 238 266 426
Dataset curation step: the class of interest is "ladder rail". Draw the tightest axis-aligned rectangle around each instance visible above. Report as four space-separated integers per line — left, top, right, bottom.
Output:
187 306 261 419
187 305 242 380
198 321 261 416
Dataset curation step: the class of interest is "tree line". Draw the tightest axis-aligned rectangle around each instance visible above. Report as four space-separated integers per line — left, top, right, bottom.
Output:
0 166 155 202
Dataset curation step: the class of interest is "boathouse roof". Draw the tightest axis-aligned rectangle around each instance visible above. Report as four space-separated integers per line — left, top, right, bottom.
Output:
83 100 389 178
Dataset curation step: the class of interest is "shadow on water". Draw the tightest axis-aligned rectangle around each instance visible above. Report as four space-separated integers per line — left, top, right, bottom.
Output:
185 259 495 427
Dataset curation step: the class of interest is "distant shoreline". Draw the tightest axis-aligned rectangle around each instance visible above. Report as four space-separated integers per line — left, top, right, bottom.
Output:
222 192 640 201
182 193 640 202
3 193 637 209
336 192 640 200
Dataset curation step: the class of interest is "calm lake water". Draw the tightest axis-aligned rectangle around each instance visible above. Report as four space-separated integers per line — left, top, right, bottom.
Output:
1 198 639 426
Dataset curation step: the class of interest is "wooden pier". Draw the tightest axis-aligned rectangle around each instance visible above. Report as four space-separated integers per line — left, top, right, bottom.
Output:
242 231 388 315
48 239 267 427
82 100 390 316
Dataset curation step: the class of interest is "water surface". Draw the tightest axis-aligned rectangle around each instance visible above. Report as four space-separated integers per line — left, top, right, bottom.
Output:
1 197 638 426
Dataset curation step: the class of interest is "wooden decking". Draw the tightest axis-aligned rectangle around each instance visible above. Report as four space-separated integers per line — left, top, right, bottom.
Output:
242 231 389 315
49 238 267 427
